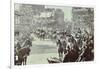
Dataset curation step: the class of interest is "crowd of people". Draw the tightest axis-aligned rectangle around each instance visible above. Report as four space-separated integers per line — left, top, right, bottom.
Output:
47 28 94 63
14 28 94 64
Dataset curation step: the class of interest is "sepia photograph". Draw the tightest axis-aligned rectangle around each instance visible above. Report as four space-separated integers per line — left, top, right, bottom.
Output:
14 3 94 65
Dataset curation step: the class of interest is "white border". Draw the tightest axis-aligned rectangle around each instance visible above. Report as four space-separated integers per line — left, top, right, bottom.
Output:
11 0 96 69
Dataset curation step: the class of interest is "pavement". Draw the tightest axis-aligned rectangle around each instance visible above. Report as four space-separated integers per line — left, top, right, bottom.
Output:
27 39 59 64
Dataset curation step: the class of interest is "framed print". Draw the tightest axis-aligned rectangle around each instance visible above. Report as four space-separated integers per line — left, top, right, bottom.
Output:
10 0 95 69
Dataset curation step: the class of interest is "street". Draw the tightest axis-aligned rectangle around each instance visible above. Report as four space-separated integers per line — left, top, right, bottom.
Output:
14 4 94 65
27 39 58 64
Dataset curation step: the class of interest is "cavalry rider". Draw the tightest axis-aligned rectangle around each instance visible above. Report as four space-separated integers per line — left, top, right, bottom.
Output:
24 38 32 47
56 34 67 62
56 39 62 61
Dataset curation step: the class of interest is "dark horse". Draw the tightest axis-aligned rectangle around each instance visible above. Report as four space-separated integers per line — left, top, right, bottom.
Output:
56 39 63 61
15 39 32 65
15 47 31 65
56 39 67 62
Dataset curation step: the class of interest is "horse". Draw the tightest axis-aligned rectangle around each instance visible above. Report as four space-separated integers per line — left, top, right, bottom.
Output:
56 38 67 62
14 39 32 65
56 39 63 61
16 47 31 65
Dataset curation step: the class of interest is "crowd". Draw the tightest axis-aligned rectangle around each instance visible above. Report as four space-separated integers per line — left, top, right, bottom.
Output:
47 28 94 63
14 28 94 64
